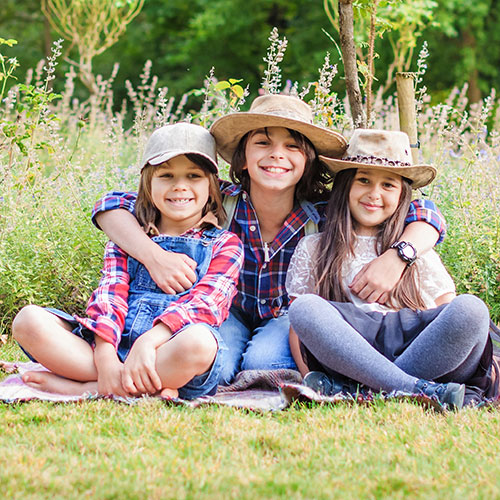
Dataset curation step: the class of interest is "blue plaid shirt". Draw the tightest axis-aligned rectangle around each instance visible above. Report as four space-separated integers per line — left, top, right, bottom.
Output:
92 181 445 320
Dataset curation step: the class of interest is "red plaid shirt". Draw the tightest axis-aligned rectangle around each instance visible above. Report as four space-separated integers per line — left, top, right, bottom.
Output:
76 227 243 349
92 183 445 321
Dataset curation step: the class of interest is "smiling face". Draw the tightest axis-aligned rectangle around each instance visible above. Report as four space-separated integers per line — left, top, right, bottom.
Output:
348 168 403 236
243 127 307 200
151 155 210 235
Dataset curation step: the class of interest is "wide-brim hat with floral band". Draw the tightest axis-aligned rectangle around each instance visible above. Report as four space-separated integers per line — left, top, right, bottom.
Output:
210 94 347 163
141 122 218 173
320 129 436 189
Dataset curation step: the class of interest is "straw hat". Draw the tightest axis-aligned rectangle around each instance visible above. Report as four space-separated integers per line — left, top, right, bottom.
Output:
142 122 218 173
210 94 347 163
320 129 436 189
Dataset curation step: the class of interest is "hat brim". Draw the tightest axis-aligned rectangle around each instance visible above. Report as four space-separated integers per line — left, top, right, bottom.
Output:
144 150 218 173
210 113 347 163
320 156 436 189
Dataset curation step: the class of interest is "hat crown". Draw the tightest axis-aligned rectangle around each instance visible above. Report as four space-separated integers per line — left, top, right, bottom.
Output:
142 122 217 171
248 94 314 124
344 129 413 166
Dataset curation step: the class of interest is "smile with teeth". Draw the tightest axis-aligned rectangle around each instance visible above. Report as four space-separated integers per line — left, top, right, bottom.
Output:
261 166 290 174
167 198 193 205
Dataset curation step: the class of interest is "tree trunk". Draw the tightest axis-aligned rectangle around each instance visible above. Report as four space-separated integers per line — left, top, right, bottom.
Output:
462 29 481 103
338 0 365 127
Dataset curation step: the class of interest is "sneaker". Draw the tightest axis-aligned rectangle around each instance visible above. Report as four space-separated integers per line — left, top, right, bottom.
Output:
413 379 465 410
303 371 362 396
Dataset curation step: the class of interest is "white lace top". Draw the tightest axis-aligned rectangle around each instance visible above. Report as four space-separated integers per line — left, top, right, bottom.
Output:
285 234 456 314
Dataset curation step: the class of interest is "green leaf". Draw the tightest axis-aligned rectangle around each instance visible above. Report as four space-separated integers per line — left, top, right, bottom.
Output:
215 81 231 91
228 78 243 84
0 38 18 47
231 84 244 98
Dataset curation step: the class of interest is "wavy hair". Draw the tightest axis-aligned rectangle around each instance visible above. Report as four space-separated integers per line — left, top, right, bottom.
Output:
314 168 426 311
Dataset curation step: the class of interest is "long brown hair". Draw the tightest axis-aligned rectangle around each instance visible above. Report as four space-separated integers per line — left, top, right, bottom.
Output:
314 168 426 310
135 153 226 235
230 128 333 202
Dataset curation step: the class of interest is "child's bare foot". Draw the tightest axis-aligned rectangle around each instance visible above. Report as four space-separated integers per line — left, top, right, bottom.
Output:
22 371 97 396
160 387 179 399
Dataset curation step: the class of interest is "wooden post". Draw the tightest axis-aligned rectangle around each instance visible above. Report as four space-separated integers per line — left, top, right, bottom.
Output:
396 72 419 164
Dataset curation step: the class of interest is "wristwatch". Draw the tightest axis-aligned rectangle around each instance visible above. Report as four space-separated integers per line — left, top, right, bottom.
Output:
390 241 417 266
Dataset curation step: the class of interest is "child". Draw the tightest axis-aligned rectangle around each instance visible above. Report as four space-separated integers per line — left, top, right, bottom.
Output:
12 123 244 399
91 95 447 386
286 129 494 409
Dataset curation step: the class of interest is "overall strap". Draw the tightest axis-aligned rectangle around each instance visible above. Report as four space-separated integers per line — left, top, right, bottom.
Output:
222 193 239 230
300 200 319 236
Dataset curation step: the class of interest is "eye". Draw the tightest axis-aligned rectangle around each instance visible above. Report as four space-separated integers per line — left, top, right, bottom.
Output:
355 176 369 184
287 143 300 150
158 172 173 178
383 181 398 189
188 173 202 179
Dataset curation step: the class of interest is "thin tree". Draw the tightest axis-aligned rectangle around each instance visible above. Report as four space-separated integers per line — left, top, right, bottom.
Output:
42 0 144 94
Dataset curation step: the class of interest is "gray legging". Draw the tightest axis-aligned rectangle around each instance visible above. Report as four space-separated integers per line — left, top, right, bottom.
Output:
289 294 490 393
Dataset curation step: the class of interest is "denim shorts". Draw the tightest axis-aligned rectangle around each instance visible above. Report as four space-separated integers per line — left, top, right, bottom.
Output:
24 307 226 400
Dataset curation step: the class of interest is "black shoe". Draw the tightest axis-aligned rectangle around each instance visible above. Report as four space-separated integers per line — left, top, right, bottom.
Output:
413 379 465 410
303 371 362 396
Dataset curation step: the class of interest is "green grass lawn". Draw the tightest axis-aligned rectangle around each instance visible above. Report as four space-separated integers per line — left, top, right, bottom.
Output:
1 341 500 499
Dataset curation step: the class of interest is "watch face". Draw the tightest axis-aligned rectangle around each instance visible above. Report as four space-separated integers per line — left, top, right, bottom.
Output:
402 246 416 259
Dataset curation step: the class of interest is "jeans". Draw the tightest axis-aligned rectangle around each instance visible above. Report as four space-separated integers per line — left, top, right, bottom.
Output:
218 306 297 385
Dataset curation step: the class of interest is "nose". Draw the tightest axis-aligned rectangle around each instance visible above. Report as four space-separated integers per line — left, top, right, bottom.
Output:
269 143 285 159
172 178 189 190
366 184 382 200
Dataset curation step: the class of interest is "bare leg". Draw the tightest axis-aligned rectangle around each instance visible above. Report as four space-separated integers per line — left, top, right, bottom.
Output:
21 372 98 395
155 324 217 393
12 305 98 394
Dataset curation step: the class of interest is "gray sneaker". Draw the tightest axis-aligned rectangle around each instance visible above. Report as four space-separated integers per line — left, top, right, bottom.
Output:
413 379 465 410
303 371 363 396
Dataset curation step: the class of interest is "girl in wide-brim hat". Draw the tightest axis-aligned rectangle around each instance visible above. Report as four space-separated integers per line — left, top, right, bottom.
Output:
286 129 495 409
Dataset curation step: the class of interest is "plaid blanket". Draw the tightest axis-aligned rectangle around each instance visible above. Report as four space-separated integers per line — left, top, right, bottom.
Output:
2 362 497 412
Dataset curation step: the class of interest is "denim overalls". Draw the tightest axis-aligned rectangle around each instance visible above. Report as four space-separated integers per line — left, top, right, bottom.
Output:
38 226 227 399
119 227 223 358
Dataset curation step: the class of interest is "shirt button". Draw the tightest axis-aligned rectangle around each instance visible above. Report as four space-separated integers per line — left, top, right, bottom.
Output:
242 193 247 200
249 225 256 232
260 299 266 305
262 263 267 269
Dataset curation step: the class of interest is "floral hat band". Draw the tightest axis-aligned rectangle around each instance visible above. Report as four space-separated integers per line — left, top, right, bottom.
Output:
320 129 436 189
343 155 411 167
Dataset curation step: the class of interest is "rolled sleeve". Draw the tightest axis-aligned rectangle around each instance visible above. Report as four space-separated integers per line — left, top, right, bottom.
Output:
92 191 138 229
406 199 446 244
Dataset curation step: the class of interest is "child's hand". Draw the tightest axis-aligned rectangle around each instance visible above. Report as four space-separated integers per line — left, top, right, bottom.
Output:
97 358 129 398
94 336 129 397
122 334 163 395
145 247 197 294
349 249 406 303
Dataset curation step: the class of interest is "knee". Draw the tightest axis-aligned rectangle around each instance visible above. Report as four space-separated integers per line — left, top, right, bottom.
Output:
12 305 44 343
451 294 489 323
289 294 323 329
448 294 490 336
176 326 218 373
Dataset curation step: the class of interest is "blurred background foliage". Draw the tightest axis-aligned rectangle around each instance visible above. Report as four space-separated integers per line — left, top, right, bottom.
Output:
1 0 499 106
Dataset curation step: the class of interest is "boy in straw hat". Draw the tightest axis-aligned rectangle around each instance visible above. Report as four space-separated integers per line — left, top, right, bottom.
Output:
92 96 447 387
286 129 494 409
